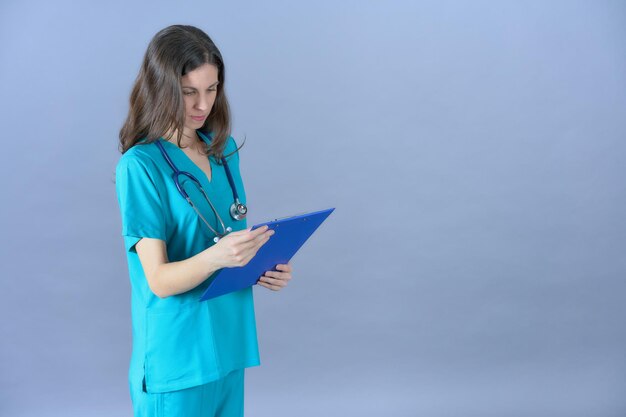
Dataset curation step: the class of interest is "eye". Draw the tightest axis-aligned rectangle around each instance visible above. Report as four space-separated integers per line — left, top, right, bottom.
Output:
184 91 195 96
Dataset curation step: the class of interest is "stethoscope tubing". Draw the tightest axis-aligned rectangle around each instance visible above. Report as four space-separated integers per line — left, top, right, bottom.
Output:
154 137 246 241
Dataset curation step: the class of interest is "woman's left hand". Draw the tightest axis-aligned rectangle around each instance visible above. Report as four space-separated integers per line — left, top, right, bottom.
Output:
258 263 293 291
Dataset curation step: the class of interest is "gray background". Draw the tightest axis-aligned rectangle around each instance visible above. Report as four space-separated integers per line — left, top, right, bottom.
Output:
1 1 625 416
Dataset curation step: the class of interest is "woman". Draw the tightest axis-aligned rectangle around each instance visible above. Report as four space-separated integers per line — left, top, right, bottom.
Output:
115 24 292 417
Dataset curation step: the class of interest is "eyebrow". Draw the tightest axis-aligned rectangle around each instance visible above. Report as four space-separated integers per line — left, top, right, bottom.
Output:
182 81 219 90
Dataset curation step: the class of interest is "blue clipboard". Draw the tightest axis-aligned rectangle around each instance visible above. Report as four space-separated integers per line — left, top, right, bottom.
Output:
199 207 335 301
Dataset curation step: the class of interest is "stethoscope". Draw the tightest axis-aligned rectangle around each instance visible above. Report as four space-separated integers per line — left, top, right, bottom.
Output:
154 132 247 243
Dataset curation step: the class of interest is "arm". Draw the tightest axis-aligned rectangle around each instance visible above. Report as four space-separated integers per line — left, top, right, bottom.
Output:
135 226 274 298
136 238 220 298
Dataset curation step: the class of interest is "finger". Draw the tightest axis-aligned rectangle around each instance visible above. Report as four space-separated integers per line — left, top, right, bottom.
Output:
264 270 291 280
250 230 273 252
244 228 273 248
257 281 281 291
248 225 271 240
276 264 292 272
235 241 267 267
230 228 271 252
259 275 288 287
258 277 285 290
225 227 253 238
239 229 273 253
228 226 268 244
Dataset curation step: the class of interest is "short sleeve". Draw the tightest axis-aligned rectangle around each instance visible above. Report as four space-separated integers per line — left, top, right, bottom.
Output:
115 155 167 253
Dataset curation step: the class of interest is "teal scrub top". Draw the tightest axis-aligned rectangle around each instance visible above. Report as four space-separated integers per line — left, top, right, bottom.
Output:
115 130 260 394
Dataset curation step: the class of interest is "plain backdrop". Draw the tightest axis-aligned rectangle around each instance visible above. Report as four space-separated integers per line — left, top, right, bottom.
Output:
1 1 625 416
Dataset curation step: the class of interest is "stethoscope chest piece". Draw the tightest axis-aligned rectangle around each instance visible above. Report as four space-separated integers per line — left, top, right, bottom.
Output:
230 199 248 221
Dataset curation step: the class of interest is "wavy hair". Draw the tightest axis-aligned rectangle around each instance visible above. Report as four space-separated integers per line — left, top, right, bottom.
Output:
119 25 241 160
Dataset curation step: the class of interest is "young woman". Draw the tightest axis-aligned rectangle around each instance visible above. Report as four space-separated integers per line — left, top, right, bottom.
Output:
115 24 293 417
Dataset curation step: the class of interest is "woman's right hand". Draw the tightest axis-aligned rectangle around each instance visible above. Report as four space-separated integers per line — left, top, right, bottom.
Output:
210 225 274 269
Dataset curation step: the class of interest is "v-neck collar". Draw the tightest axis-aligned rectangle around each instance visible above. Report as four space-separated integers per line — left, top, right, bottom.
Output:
158 130 216 185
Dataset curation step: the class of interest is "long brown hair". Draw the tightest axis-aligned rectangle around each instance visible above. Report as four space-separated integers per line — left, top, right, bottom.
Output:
119 25 239 160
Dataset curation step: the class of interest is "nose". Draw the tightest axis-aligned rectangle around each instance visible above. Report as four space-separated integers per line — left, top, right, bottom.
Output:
195 93 210 112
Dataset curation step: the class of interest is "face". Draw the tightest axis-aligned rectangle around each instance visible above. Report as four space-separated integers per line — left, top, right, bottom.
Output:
180 63 219 137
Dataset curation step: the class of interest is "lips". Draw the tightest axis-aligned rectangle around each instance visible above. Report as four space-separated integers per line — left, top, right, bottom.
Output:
191 115 207 121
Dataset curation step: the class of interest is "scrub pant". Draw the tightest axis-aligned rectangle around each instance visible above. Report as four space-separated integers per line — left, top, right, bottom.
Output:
130 369 245 417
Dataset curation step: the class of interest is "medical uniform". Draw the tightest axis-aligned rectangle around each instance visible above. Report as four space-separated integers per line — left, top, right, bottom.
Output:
115 130 260 417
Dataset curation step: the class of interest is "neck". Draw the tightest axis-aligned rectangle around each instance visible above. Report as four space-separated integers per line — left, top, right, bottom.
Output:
165 127 200 149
